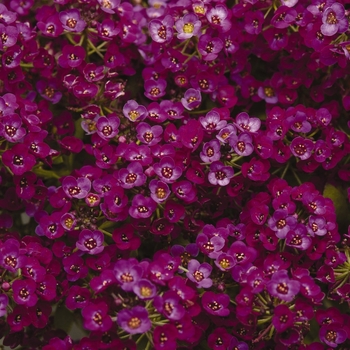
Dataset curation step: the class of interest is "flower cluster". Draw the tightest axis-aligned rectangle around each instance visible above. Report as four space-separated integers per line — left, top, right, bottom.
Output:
0 0 350 348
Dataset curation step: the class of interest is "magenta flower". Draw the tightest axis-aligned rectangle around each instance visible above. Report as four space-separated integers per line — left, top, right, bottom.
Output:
272 304 295 332
175 13 201 40
129 194 157 219
153 291 185 320
96 115 120 140
0 294 8 317
321 3 348 36
208 161 234 186
2 143 36 176
319 324 347 348
123 100 147 122
116 162 147 189
59 9 86 32
65 286 91 310
76 229 104 255
153 156 182 183
117 306 151 334
82 301 112 332
198 34 224 61
149 15 174 43
0 113 26 142
202 291 230 316
266 270 300 302
58 44 86 68
62 176 91 199
206 4 231 33
186 259 213 288
113 258 143 291
12 279 38 307
181 88 202 110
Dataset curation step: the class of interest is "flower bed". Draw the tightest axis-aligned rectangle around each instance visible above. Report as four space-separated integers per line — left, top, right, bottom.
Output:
0 0 350 349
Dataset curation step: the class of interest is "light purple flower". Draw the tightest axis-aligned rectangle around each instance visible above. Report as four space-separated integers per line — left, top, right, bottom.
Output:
186 259 213 288
117 306 151 334
266 270 300 302
208 161 234 186
0 294 8 317
175 13 201 40
76 229 104 255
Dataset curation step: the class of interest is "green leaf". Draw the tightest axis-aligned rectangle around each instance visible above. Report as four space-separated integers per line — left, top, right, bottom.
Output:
53 305 74 334
323 183 350 231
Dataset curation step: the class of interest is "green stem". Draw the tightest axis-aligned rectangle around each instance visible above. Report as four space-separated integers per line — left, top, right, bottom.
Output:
281 162 290 179
87 38 104 59
99 228 113 237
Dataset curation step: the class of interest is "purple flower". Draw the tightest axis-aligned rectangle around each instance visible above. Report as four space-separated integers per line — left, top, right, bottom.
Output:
154 291 185 320
136 122 163 146
149 15 174 43
202 291 230 316
206 4 231 33
36 80 62 104
12 279 38 307
235 112 261 133
321 3 348 36
181 88 202 110
228 241 257 265
96 115 120 140
123 100 147 122
153 156 182 183
117 306 151 334
0 4 16 25
89 268 115 293
266 270 300 302
97 0 120 14
198 34 224 61
186 259 213 288
58 44 86 68
76 229 104 255
0 113 26 142
286 224 312 250
129 194 156 219
149 179 171 203
113 258 143 291
0 24 18 50
319 324 347 348
196 231 225 258
63 253 88 282
208 327 233 350
65 286 91 310
200 139 221 163
230 132 254 157
2 143 36 176
7 306 31 332
37 13 64 37
153 324 178 350
175 13 201 40
268 209 297 239
244 10 264 35
208 161 234 186
199 110 227 132
116 162 146 189
82 301 112 332
133 279 157 300
62 176 91 199
272 304 295 333
172 180 197 203
290 136 315 160
59 9 86 32
0 294 9 317
144 78 167 101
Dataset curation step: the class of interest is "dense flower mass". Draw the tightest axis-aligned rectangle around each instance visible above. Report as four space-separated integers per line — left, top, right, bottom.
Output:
0 0 350 348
